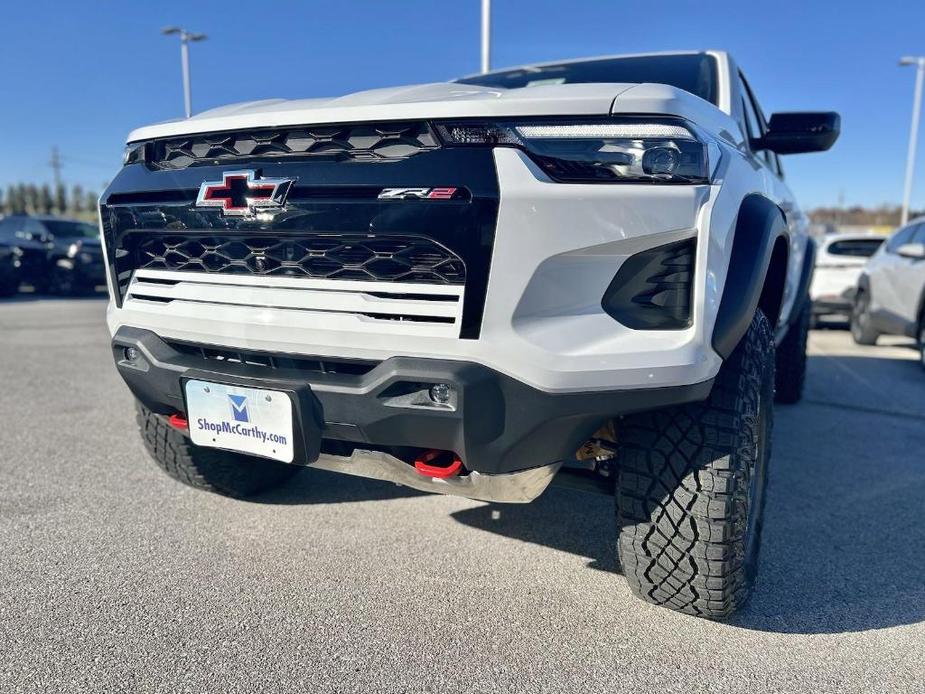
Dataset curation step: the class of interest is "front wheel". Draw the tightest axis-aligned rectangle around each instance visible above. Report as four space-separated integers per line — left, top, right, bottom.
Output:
615 309 774 619
136 402 300 498
850 290 879 345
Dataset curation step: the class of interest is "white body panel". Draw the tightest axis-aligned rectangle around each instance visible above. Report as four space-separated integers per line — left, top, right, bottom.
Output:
863 221 925 332
810 234 884 310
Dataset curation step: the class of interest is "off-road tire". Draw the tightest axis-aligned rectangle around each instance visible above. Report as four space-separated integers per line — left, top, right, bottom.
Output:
850 289 879 345
774 299 809 404
615 309 774 619
136 402 299 498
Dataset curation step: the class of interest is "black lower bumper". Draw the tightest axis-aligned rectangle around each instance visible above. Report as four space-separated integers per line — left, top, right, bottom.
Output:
812 298 853 315
112 327 714 475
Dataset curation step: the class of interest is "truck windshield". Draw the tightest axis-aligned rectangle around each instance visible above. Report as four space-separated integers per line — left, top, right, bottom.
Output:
456 53 718 105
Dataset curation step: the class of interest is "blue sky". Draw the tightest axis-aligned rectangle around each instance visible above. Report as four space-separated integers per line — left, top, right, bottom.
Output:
1 0 924 209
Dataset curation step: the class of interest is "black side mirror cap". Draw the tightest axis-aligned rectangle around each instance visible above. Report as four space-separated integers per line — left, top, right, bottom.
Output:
751 111 840 155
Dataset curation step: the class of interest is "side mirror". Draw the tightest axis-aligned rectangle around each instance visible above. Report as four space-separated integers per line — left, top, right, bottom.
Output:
752 112 840 155
897 242 925 260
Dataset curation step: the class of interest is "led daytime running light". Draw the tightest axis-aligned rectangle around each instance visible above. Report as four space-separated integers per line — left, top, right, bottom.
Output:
515 123 694 139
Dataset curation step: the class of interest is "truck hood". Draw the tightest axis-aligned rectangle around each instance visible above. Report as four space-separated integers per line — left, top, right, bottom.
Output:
127 82 636 141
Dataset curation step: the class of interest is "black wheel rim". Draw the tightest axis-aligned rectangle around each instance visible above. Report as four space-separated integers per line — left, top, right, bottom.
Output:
851 294 868 340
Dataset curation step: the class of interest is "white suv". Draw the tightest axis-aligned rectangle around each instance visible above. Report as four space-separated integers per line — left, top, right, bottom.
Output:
101 50 839 618
811 233 884 322
852 219 925 366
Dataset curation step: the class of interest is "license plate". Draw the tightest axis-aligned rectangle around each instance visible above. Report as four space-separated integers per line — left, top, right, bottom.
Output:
184 379 294 463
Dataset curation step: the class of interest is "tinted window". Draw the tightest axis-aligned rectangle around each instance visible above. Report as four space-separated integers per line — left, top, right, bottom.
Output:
41 220 98 239
456 54 718 104
886 224 919 253
826 238 884 257
739 72 776 170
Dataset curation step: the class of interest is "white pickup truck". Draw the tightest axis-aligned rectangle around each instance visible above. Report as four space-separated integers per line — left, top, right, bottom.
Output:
101 50 838 618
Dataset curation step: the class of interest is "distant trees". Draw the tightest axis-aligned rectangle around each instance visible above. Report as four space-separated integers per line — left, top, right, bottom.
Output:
0 181 100 220
71 185 84 213
54 184 67 214
39 184 53 214
809 205 924 228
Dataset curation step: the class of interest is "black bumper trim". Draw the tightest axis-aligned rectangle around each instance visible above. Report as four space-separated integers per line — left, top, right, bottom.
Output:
112 327 714 475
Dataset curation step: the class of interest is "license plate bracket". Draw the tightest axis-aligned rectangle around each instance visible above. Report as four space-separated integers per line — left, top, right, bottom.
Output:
180 369 324 465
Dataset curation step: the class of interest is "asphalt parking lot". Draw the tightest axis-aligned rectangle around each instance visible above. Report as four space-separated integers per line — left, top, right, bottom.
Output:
1 297 923 693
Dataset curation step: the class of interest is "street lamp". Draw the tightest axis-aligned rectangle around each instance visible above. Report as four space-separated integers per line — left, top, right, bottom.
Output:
481 0 491 74
162 26 208 119
899 56 925 226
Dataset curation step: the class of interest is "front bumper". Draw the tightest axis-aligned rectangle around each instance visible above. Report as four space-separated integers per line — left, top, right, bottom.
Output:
811 287 857 315
113 327 713 478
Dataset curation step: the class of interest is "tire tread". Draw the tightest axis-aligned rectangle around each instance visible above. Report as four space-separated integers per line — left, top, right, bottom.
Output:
615 310 774 619
136 402 298 498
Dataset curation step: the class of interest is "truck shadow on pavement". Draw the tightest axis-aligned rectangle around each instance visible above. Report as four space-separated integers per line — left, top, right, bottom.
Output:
256 467 427 505
250 350 923 635
449 352 925 635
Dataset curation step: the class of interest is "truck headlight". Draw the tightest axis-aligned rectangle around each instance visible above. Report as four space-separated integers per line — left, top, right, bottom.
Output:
435 118 718 184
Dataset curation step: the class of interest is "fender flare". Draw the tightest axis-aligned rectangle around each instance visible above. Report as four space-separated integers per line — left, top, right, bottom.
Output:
777 235 816 342
712 194 790 359
794 236 816 311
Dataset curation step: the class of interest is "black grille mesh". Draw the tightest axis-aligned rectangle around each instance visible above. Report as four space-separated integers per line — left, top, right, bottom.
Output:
131 234 466 284
148 122 439 169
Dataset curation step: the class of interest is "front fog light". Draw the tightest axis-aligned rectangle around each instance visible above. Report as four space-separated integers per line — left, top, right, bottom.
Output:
124 347 139 362
429 383 453 405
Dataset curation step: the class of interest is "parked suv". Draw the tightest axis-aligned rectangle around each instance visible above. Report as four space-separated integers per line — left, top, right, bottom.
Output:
811 232 884 323
101 51 839 618
0 215 105 294
852 218 925 367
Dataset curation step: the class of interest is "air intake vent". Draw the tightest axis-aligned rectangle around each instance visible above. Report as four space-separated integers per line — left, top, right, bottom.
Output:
126 233 466 285
165 340 379 376
144 122 440 169
601 238 695 330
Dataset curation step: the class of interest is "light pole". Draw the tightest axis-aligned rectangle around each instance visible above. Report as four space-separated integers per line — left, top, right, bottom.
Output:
162 26 208 119
900 56 925 226
481 0 491 74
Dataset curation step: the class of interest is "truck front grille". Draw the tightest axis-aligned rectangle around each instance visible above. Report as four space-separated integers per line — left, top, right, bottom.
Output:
127 233 465 285
145 122 440 170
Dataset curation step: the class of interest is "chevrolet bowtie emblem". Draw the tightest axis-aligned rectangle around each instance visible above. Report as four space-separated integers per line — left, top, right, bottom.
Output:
196 170 293 217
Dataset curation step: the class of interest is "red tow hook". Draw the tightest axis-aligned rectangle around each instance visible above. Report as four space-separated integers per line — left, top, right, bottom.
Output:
414 449 463 479
167 413 189 431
